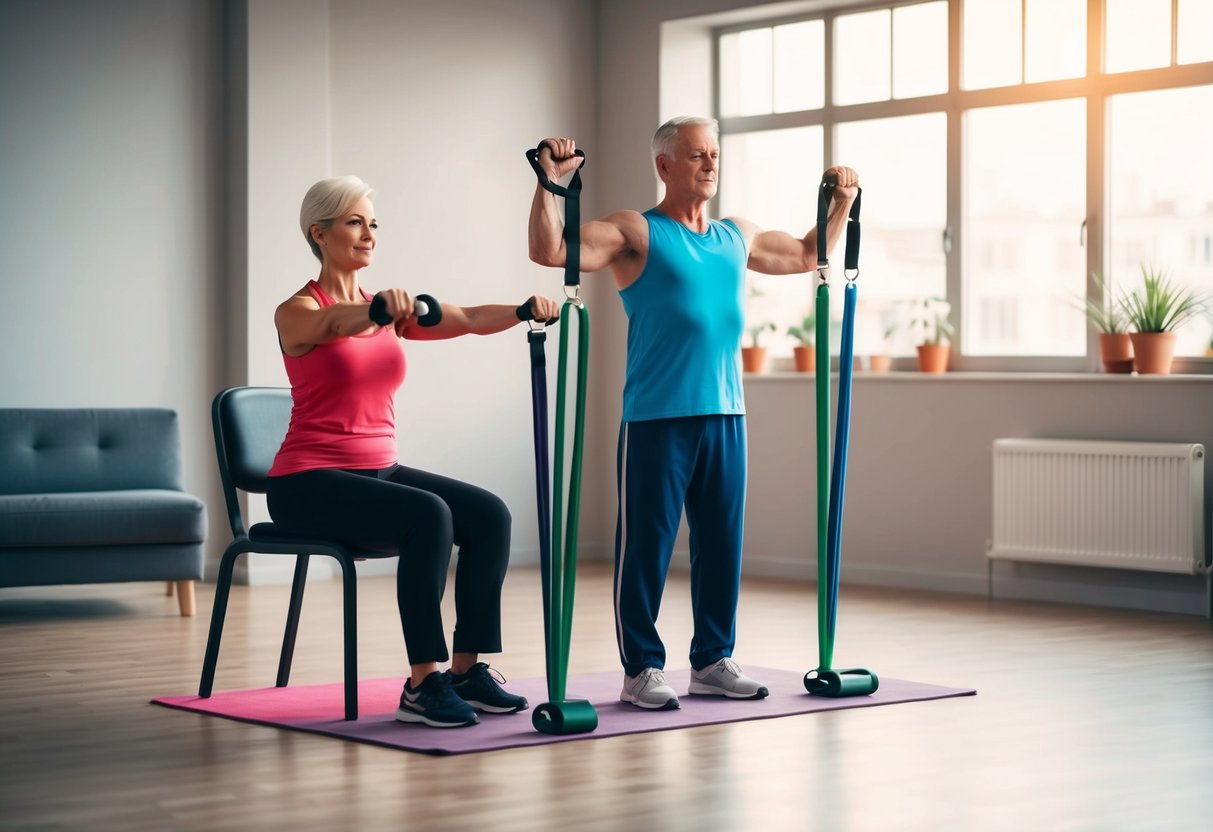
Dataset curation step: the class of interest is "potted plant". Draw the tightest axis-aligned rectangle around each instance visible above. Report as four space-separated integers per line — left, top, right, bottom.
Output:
864 307 900 374
1076 272 1133 373
1121 264 1207 374
742 322 775 373
786 309 816 373
908 297 955 373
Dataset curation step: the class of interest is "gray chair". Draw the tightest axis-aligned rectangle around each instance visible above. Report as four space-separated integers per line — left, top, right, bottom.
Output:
199 387 394 720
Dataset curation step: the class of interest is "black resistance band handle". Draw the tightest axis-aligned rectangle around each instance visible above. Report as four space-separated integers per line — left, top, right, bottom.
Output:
816 176 862 273
414 294 442 327
525 145 586 197
526 144 586 288
515 301 560 326
368 292 443 327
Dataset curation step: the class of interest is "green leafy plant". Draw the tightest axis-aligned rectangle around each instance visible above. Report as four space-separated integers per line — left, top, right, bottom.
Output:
746 321 776 347
1121 264 1207 333
1075 272 1128 335
906 297 955 346
743 280 777 347
786 308 816 346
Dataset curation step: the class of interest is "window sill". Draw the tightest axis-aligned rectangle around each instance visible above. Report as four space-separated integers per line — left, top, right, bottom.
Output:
743 370 1213 383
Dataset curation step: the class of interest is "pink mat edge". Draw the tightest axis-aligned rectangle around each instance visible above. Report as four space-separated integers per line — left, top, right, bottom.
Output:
150 669 976 756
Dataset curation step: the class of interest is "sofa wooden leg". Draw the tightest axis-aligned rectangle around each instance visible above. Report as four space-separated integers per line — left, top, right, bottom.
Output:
166 581 175 596
175 580 196 616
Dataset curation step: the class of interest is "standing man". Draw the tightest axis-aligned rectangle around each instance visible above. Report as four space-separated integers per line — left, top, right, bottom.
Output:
528 117 858 709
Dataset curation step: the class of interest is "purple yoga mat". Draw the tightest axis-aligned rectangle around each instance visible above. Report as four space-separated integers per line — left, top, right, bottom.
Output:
152 667 974 756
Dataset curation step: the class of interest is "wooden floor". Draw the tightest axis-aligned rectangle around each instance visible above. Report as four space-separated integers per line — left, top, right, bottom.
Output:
1 562 1210 832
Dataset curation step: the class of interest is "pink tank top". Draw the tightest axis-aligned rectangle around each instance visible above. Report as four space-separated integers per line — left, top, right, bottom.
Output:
268 281 406 476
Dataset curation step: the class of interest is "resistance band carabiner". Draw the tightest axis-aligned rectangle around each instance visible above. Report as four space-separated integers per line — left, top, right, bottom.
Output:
524 144 597 734
805 176 879 698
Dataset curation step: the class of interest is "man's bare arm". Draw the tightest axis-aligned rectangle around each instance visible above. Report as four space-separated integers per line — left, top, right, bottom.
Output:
735 167 859 275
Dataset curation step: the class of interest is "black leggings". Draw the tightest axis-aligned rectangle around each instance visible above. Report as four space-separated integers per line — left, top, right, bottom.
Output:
265 464 511 666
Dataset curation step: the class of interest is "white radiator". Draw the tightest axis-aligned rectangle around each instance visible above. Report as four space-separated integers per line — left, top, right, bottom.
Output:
988 438 1207 575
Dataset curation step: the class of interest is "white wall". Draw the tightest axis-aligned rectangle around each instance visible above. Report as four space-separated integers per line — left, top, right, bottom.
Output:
0 0 596 585
236 0 597 580
743 374 1213 615
0 0 229 558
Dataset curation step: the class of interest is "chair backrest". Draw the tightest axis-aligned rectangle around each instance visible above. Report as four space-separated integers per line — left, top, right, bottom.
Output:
212 387 292 538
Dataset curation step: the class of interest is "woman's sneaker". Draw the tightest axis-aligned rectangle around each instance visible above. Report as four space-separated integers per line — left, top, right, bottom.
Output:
445 663 529 714
396 671 480 728
688 657 769 700
620 667 680 710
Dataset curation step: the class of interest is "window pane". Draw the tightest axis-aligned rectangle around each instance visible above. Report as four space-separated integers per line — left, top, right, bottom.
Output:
893 2 948 99
835 10 891 105
719 128 824 356
719 29 772 117
1178 0 1213 65
1108 86 1213 356
964 100 1086 356
774 20 824 112
962 0 1021 90
1106 0 1171 73
836 114 948 357
1025 0 1085 82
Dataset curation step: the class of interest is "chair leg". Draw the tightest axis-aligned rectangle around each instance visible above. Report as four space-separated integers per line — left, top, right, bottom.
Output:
337 556 359 721
175 580 196 616
199 548 241 697
276 555 311 688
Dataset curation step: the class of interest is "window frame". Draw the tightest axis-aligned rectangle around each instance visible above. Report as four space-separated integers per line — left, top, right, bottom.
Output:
713 0 1213 373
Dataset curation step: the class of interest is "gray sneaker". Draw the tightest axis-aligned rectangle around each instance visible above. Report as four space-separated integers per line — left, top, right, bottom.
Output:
688 658 769 700
620 667 680 710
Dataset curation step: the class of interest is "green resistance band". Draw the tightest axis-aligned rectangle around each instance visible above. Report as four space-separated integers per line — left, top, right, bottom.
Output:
527 143 597 734
532 298 597 735
804 178 878 698
814 283 833 669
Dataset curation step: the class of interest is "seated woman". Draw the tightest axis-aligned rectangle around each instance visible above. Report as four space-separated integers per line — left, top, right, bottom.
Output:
266 175 559 729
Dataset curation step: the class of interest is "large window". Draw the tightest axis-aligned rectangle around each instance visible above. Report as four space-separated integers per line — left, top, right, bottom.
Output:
1107 85 1213 357
716 0 1213 370
964 99 1086 357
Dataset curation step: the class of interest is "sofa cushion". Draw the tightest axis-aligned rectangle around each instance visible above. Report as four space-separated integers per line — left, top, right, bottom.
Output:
0 408 182 495
0 490 206 548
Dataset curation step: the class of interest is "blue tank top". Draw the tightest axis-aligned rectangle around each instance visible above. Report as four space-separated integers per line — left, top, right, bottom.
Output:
619 209 748 422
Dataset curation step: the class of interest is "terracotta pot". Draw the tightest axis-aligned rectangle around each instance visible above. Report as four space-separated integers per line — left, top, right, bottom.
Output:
792 345 815 372
868 354 892 374
916 343 950 373
1099 332 1134 373
1129 331 1177 375
741 346 768 374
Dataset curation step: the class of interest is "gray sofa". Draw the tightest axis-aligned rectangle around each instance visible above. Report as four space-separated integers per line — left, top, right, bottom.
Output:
0 408 207 615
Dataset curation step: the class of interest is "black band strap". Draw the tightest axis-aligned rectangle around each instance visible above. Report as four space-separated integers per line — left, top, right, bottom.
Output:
816 179 863 272
526 144 586 288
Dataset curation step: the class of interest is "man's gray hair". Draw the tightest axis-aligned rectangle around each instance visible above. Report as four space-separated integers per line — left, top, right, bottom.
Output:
651 116 720 166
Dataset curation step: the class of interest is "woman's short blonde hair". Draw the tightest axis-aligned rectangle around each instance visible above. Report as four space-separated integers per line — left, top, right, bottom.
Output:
299 175 374 261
